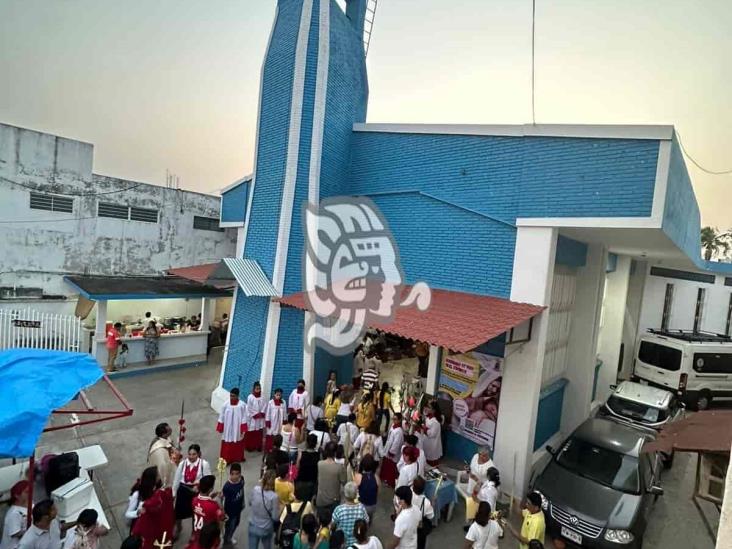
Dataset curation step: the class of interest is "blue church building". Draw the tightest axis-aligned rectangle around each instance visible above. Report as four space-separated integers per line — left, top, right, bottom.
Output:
212 0 729 496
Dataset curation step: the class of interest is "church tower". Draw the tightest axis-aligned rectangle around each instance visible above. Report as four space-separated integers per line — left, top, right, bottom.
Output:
220 0 370 399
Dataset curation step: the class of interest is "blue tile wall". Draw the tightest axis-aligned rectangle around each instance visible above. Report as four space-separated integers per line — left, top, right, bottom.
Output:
243 1 301 280
366 193 516 298
348 133 660 222
319 1 368 199
556 235 588 268
223 293 270 392
221 181 249 224
662 139 702 266
533 377 569 450
271 305 306 395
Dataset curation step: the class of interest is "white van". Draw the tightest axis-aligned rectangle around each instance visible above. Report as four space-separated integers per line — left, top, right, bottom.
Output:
632 330 732 410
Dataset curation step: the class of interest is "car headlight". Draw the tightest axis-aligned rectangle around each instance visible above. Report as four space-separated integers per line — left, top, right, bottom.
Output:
604 529 635 544
534 490 549 511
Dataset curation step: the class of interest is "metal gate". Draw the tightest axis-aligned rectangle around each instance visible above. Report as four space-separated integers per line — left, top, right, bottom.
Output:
0 308 83 352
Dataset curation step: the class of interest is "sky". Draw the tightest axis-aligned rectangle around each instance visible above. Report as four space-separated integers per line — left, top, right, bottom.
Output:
1 0 730 227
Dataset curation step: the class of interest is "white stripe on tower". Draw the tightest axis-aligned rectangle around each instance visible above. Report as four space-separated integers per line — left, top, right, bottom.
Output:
260 0 314 400
303 0 331 392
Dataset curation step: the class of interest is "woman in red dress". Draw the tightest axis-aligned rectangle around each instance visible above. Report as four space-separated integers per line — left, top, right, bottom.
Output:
130 467 174 549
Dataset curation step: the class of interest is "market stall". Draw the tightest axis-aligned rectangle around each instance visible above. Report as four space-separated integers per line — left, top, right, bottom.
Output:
64 275 231 371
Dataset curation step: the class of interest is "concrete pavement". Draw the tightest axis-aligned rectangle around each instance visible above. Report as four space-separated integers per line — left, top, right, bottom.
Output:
5 349 719 549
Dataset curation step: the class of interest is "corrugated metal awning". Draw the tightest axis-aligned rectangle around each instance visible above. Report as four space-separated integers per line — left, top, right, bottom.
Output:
223 258 278 297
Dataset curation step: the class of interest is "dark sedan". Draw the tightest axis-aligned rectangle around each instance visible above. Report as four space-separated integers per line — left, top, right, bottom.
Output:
532 417 663 548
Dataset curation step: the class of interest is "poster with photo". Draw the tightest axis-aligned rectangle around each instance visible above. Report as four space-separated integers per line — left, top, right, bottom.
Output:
438 351 502 447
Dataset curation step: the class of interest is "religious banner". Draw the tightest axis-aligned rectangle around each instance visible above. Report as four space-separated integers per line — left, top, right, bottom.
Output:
439 351 503 447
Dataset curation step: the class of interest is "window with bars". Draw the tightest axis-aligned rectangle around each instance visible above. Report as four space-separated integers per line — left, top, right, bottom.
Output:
130 206 158 223
193 216 223 232
97 202 158 223
661 283 674 331
693 287 706 332
29 192 73 213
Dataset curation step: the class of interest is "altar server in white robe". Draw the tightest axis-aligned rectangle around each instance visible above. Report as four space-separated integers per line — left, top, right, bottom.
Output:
245 381 267 452
264 387 286 452
216 387 248 462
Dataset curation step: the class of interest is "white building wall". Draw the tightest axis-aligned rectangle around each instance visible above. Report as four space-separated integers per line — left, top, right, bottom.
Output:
0 123 237 314
494 226 557 500
637 265 732 337
596 256 632 402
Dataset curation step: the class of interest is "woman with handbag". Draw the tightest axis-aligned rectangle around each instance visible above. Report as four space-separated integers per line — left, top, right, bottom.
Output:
248 471 280 549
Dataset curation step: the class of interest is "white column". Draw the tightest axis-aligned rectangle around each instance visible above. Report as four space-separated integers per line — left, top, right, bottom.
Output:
561 243 606 435
200 297 217 331
94 300 107 367
494 227 557 502
303 311 316 392
425 345 441 394
596 255 631 403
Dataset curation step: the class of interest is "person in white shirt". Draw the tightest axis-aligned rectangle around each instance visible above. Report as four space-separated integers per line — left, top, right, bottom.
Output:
411 477 435 549
288 379 310 430
398 435 426 476
246 381 267 453
62 509 108 549
1 481 29 549
353 422 380 463
422 403 443 466
172 444 212 534
464 501 503 549
381 413 404 487
216 388 248 463
388 486 421 549
464 446 495 525
396 447 419 491
476 468 501 513
17 500 66 549
305 396 324 432
336 413 360 449
352 519 383 549
265 387 287 452
310 418 332 452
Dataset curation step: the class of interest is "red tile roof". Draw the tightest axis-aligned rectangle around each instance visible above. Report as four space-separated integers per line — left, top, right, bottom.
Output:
167 263 221 284
277 286 545 353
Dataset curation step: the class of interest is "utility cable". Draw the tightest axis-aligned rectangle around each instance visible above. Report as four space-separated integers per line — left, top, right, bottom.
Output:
675 132 732 175
0 175 147 196
531 0 536 125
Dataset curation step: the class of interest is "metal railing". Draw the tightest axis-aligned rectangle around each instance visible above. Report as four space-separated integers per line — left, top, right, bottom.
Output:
0 308 83 352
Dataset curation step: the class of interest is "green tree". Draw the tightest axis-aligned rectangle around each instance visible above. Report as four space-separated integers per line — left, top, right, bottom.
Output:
701 226 730 261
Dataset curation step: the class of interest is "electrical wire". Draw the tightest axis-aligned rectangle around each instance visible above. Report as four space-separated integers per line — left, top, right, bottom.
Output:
0 175 147 196
0 216 97 224
675 132 732 175
531 0 536 125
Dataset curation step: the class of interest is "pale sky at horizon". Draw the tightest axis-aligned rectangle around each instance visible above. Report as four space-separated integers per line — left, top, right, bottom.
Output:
1 0 730 226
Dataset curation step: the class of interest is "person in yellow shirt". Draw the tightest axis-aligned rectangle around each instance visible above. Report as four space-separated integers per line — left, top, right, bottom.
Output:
375 382 393 434
274 462 295 506
504 492 546 549
356 391 376 430
324 389 342 427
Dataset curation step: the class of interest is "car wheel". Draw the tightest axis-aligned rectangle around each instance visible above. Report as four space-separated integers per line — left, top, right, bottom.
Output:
696 390 712 411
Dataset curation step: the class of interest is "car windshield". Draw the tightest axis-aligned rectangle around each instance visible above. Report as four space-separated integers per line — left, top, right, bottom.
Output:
555 437 640 494
607 396 668 424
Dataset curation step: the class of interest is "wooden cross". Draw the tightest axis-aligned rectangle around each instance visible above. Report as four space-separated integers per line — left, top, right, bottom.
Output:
153 532 172 549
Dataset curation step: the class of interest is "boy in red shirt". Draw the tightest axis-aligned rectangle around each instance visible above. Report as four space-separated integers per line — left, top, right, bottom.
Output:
106 322 122 372
189 475 225 547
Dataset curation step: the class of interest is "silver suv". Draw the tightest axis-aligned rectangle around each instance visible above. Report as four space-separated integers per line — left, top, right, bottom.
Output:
598 381 683 467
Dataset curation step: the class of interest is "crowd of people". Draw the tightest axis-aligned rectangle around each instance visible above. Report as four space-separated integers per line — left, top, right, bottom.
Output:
1 366 547 549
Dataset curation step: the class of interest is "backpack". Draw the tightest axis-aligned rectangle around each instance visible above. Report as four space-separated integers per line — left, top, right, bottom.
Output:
277 503 306 549
360 434 375 460
45 452 80 496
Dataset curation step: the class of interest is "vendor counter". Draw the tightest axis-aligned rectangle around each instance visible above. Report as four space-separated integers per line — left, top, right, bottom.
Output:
94 330 209 369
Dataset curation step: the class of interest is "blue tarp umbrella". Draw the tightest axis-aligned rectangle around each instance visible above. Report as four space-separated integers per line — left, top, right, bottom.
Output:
0 349 103 458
